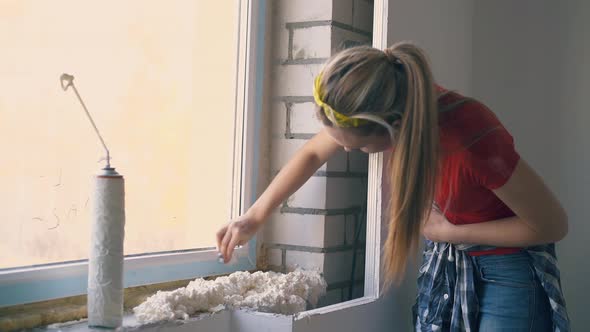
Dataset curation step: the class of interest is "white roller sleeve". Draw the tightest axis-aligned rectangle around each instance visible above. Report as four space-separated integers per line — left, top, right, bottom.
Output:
88 173 125 328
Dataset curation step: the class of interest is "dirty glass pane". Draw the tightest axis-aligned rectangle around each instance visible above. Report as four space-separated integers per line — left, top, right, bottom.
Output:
0 1 239 268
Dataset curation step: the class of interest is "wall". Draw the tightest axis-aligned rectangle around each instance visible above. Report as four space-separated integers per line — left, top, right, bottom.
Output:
554 8 590 327
471 1 590 329
263 0 374 307
387 0 589 329
384 1 474 329
387 0 473 94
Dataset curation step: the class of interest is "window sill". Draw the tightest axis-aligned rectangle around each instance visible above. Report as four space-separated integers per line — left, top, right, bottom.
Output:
0 278 195 331
37 297 380 332
37 309 296 332
41 311 228 332
1 285 378 332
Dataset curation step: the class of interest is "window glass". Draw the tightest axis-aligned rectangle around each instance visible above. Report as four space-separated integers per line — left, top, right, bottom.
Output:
0 1 239 268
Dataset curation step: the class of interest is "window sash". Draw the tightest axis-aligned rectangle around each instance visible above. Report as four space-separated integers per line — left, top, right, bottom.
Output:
294 0 388 324
0 247 253 307
0 0 265 308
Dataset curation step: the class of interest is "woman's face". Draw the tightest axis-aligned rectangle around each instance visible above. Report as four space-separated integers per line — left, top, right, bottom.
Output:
325 126 393 153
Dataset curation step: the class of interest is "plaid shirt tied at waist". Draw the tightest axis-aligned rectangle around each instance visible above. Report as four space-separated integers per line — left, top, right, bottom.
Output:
413 241 570 331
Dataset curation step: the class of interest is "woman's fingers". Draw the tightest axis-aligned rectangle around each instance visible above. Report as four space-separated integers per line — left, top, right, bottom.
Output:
216 217 259 264
216 225 228 252
220 225 233 262
226 229 241 263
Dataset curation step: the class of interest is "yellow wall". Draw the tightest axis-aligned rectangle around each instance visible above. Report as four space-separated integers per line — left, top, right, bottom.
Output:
0 1 238 268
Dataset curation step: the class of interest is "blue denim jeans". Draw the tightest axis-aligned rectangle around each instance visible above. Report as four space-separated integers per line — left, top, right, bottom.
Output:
472 252 552 331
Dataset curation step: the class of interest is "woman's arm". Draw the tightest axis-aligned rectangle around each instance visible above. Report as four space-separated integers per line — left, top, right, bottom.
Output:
248 129 342 221
424 159 568 246
217 129 342 261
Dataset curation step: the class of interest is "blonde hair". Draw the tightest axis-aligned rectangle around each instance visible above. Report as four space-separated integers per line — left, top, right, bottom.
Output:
316 42 439 288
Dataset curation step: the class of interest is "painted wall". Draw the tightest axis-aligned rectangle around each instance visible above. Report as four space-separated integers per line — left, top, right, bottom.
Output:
384 1 474 329
386 0 474 95
471 1 590 329
387 0 589 329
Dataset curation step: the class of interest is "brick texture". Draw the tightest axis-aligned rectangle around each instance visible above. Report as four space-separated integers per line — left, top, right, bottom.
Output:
264 0 373 307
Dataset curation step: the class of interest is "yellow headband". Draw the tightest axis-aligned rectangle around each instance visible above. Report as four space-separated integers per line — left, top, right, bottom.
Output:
313 72 369 128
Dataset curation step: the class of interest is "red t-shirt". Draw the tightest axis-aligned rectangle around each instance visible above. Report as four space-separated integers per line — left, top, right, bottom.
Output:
436 88 521 256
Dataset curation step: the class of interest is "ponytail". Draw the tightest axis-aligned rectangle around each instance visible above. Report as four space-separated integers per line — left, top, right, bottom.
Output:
382 42 439 288
311 42 439 288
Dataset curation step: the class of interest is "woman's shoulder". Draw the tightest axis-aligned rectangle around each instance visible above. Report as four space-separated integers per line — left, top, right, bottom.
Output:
437 88 512 153
437 87 497 121
436 89 520 189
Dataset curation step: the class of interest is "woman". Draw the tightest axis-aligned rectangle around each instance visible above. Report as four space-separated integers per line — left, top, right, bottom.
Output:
216 42 570 331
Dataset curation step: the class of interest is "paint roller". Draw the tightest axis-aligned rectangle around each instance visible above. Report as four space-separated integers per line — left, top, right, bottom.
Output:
61 73 125 328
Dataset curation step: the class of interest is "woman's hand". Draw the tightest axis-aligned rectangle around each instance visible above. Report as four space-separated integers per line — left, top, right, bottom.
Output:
213 130 341 263
216 211 263 263
422 209 458 243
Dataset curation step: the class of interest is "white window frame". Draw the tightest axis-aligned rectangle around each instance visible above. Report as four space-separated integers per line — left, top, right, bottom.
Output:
289 1 396 330
0 0 265 308
131 4 399 331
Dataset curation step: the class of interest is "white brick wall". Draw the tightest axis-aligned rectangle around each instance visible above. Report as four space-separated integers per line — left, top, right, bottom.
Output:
283 250 352 284
270 139 328 172
352 0 374 32
273 64 323 96
289 102 323 134
264 213 331 247
325 149 349 172
322 250 354 284
275 0 332 25
324 215 348 247
271 101 287 138
348 150 370 172
273 18 290 61
264 215 350 246
292 26 332 59
285 251 325 273
332 0 354 26
288 176 366 209
344 214 357 245
325 177 367 208
264 0 373 306
331 26 371 52
288 176 328 209
266 248 283 268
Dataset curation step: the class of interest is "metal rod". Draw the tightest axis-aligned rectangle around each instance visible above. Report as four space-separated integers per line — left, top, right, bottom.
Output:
60 73 111 168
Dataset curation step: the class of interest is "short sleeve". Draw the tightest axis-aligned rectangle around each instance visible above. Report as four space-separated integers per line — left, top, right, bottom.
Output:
465 128 521 190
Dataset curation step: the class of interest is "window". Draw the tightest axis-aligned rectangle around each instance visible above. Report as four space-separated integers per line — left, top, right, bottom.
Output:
290 1 394 329
0 0 264 306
